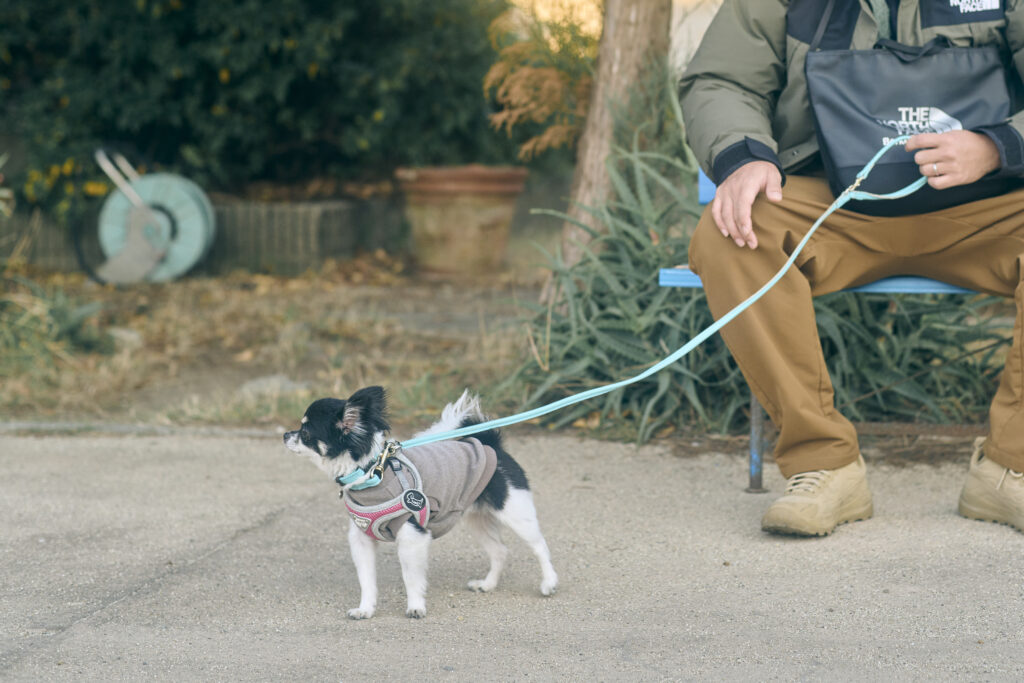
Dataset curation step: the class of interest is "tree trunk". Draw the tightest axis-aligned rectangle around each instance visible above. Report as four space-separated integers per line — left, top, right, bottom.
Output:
559 0 673 268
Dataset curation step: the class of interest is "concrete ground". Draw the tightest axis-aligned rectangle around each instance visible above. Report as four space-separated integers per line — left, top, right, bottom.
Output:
1 430 1021 681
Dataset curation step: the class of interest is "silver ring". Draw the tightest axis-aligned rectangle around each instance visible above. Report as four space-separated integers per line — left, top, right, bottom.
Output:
933 163 939 176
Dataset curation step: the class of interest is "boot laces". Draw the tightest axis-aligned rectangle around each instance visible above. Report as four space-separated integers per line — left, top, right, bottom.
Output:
996 468 1023 490
785 469 831 494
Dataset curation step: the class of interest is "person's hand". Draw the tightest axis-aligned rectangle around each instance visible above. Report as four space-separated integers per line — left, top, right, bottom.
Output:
710 160 783 250
905 130 1000 190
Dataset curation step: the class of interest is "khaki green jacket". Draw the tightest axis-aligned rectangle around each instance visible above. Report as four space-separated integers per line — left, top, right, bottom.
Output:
680 0 1024 184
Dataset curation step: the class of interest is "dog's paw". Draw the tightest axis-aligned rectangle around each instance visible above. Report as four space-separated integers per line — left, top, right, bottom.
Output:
405 607 427 619
347 607 375 620
540 577 558 597
467 579 496 593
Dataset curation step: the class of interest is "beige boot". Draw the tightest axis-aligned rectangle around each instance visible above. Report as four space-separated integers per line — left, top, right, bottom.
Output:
761 454 873 536
958 437 1024 534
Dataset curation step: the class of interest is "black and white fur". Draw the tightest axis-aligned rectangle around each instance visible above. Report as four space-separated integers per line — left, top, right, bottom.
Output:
283 386 558 619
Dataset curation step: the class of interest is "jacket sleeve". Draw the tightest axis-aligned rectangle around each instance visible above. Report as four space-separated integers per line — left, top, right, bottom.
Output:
978 0 1024 176
678 0 788 184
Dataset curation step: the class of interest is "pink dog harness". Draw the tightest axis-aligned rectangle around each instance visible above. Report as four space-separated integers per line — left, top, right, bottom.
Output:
343 439 498 542
344 452 430 542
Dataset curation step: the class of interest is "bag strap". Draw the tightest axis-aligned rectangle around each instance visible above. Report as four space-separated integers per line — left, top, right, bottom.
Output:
874 36 952 62
812 0 899 52
809 0 837 52
866 0 892 41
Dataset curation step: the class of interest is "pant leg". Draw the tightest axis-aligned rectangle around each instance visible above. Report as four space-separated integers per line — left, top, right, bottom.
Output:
688 176 921 478
899 188 1024 471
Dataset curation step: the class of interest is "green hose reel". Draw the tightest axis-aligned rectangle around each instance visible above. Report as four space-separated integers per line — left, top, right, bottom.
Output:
93 151 215 283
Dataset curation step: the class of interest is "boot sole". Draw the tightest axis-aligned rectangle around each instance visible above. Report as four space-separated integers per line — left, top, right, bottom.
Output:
762 499 874 537
958 499 1023 534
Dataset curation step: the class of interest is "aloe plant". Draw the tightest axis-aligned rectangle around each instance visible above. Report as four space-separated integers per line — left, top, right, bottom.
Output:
506 76 1011 442
0 152 14 218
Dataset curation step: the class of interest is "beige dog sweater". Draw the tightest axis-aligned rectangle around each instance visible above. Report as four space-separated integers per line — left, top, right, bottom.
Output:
343 438 498 542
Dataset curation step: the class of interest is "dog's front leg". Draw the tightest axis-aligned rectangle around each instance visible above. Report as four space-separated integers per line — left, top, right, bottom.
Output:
347 520 378 619
396 522 431 618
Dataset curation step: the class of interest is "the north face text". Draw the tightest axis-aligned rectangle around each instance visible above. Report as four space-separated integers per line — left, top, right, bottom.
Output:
950 0 1000 13
878 106 963 143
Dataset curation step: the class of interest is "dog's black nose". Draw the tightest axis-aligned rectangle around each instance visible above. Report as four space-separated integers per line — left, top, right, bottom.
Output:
283 431 296 443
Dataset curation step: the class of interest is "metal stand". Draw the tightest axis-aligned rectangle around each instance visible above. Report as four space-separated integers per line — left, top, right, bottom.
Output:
746 392 768 493
94 205 166 284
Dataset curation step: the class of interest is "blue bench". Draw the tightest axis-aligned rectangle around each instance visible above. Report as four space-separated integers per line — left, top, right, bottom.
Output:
659 171 973 492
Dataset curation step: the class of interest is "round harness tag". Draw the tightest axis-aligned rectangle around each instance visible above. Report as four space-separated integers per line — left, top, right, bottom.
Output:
402 489 427 513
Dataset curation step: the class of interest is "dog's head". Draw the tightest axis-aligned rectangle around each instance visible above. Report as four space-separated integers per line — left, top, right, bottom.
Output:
283 386 390 479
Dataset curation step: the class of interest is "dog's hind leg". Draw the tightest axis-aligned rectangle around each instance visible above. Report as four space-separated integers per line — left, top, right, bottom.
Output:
396 522 432 618
347 521 378 619
495 488 558 596
465 506 508 593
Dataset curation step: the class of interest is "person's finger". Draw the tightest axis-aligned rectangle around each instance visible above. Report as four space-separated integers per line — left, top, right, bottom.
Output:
912 149 941 167
906 132 943 151
918 160 942 179
711 196 727 237
765 170 783 202
929 171 960 190
720 192 741 244
735 184 760 248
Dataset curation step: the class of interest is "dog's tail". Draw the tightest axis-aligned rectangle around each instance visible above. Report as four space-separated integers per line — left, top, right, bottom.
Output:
456 415 504 452
429 390 525 493
413 389 488 440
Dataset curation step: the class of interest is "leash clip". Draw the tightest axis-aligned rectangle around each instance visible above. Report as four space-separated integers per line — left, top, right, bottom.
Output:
336 441 402 495
371 440 402 479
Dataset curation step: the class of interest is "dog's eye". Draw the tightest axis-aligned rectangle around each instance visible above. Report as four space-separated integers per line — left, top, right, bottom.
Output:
299 428 309 439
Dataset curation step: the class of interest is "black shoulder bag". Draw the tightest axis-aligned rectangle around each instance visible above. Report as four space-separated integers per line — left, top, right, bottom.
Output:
804 0 1015 216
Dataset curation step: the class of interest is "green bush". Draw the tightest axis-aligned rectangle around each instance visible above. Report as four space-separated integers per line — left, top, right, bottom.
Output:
0 0 517 218
0 267 113 382
507 70 1011 441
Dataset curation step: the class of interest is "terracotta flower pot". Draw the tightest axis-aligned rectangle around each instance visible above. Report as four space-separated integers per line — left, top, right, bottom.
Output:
395 164 528 276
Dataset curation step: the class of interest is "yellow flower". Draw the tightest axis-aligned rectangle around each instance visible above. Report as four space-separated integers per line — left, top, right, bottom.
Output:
171 67 183 80
64 182 75 195
24 183 36 202
372 109 385 122
169 0 182 9
62 158 75 176
211 104 227 116
307 62 319 78
59 95 70 108
219 68 230 84
284 38 297 50
84 181 109 197
27 169 42 183
48 165 61 180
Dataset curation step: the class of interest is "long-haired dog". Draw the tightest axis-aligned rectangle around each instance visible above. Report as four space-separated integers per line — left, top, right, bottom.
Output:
283 386 557 619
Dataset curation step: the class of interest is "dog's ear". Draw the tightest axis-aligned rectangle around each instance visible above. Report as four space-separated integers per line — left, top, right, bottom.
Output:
338 386 387 435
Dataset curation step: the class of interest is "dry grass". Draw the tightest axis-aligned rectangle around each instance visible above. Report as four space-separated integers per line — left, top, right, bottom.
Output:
0 251 532 431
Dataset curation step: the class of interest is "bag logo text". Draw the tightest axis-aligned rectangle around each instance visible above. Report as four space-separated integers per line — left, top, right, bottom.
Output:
878 106 963 144
950 0 1000 12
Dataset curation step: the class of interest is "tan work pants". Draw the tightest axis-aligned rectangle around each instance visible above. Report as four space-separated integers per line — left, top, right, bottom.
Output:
689 176 1024 477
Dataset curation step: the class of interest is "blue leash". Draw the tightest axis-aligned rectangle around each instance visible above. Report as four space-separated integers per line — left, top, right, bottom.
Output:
400 136 927 451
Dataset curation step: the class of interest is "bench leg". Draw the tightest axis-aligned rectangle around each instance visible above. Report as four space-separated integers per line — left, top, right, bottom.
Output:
747 391 768 493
